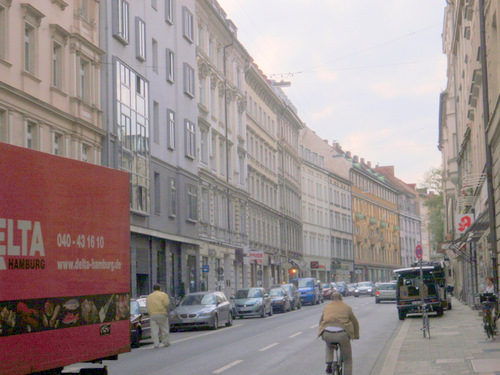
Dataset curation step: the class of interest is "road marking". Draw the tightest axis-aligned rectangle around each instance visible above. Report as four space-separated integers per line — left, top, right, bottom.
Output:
212 360 244 374
310 324 319 329
289 331 303 338
258 342 279 351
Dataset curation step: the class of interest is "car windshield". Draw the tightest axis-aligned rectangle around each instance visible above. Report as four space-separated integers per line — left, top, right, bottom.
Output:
180 294 215 306
270 288 284 296
322 283 331 289
297 279 314 288
130 301 140 315
358 282 372 287
235 289 262 299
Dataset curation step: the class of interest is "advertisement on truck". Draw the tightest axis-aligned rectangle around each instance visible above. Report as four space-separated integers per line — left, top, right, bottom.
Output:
0 143 130 375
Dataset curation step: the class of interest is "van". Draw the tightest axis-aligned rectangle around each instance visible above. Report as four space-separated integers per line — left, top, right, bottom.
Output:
291 278 321 305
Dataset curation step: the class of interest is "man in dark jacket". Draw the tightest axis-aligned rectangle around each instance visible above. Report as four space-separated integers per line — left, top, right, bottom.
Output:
318 292 359 374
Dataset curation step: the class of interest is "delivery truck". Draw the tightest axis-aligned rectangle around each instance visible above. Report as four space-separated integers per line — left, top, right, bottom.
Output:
0 143 130 375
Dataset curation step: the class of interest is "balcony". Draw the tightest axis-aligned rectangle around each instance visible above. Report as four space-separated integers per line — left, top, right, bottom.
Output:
355 213 366 220
369 217 377 225
380 221 388 228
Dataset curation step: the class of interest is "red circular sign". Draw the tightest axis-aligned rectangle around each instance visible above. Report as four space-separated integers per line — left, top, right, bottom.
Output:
415 245 423 259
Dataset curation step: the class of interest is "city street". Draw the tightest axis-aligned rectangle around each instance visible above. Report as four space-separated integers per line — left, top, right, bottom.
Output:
69 296 400 375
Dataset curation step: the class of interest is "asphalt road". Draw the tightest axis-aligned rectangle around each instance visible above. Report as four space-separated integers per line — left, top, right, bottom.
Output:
67 296 400 375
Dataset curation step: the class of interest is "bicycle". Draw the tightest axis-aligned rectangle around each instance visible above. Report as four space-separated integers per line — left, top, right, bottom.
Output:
479 293 498 340
420 302 431 339
329 342 344 375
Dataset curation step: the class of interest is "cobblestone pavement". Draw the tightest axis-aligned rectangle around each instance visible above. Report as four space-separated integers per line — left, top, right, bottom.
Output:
372 298 500 375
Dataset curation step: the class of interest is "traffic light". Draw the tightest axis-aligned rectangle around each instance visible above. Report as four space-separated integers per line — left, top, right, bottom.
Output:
288 268 298 280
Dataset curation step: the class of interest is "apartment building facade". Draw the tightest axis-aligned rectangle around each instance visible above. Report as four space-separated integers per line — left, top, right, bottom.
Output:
440 0 499 303
100 0 200 298
245 64 283 288
195 0 250 297
0 0 103 163
300 128 354 283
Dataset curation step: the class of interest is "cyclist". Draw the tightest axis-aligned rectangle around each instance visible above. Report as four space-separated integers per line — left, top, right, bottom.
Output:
484 276 495 293
318 292 360 375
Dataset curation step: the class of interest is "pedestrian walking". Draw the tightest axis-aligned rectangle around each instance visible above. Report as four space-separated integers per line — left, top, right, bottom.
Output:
146 284 171 348
318 292 359 375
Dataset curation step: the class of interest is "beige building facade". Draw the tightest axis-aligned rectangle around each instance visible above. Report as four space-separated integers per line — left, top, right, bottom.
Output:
0 0 104 163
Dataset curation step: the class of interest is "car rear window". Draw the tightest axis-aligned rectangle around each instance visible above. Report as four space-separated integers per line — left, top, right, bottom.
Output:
379 284 396 290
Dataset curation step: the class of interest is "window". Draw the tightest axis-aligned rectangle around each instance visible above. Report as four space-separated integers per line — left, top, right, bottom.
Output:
82 144 89 162
187 185 198 221
53 133 63 155
26 121 37 149
154 172 161 214
114 0 129 44
183 63 195 97
78 58 90 101
185 120 195 159
153 101 159 143
80 0 89 20
0 3 8 60
169 178 177 216
200 127 208 164
136 18 146 61
52 41 62 89
167 109 175 149
166 49 174 83
0 109 6 142
165 0 174 24
24 23 35 73
152 39 158 73
182 6 193 42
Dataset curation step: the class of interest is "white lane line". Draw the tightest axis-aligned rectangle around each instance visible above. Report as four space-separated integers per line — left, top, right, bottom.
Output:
289 331 303 338
310 324 319 329
258 342 279 352
212 360 244 374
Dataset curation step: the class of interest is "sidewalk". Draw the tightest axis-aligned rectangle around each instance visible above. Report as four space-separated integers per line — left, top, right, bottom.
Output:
372 298 500 375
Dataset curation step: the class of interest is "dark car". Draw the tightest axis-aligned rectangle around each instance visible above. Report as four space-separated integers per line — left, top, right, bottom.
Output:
354 281 375 297
269 287 291 313
169 291 232 331
279 283 301 310
335 281 347 296
232 288 273 318
130 298 151 347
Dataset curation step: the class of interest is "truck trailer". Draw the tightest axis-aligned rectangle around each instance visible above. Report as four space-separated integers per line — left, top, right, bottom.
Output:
0 143 130 375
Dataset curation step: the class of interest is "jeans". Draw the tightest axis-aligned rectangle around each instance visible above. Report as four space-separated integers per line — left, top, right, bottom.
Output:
322 330 352 375
150 313 170 347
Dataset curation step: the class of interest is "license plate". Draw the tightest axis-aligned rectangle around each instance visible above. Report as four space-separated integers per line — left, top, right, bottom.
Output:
412 301 420 305
182 318 194 323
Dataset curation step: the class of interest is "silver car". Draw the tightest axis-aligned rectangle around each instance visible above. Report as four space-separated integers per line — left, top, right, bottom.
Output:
375 282 397 303
169 291 232 331
232 287 273 318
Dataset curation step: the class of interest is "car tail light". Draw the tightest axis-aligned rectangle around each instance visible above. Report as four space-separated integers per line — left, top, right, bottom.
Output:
376 291 380 296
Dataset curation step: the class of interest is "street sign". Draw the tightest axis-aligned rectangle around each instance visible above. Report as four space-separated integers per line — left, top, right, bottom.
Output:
415 244 423 259
202 264 209 273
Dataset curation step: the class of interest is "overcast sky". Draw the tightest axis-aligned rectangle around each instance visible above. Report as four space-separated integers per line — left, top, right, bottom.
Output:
217 0 447 185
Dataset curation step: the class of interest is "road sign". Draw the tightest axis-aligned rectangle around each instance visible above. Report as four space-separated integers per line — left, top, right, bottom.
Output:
415 244 423 259
202 264 209 273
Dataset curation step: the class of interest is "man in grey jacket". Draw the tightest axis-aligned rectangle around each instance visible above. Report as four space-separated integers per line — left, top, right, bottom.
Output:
318 292 360 374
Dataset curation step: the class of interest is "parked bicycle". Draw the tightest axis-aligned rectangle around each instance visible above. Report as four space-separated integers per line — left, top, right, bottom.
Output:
479 293 498 340
329 342 344 375
419 301 432 339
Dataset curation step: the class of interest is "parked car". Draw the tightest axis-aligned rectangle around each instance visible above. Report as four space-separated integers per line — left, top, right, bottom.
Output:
317 281 325 303
232 287 273 318
169 291 232 331
291 278 322 305
130 298 151 347
354 281 375 297
375 282 397 303
346 283 357 296
335 281 348 296
322 283 333 300
275 283 301 310
269 287 291 313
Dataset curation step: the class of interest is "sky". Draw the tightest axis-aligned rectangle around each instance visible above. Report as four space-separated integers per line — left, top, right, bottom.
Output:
217 0 447 185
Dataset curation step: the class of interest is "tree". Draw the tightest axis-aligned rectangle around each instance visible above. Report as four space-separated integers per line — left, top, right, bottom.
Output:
420 167 445 249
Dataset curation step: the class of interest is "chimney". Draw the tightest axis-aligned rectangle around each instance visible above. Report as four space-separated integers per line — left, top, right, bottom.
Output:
361 158 365 164
367 161 371 168
353 155 359 163
346 151 352 158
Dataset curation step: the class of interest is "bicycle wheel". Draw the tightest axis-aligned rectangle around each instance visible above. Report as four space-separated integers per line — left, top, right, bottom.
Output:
425 314 431 339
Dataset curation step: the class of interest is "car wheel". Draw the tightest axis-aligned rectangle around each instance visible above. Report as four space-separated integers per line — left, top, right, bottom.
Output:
398 310 406 320
225 313 233 327
212 315 218 330
375 299 380 304
291 301 295 311
261 307 266 318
